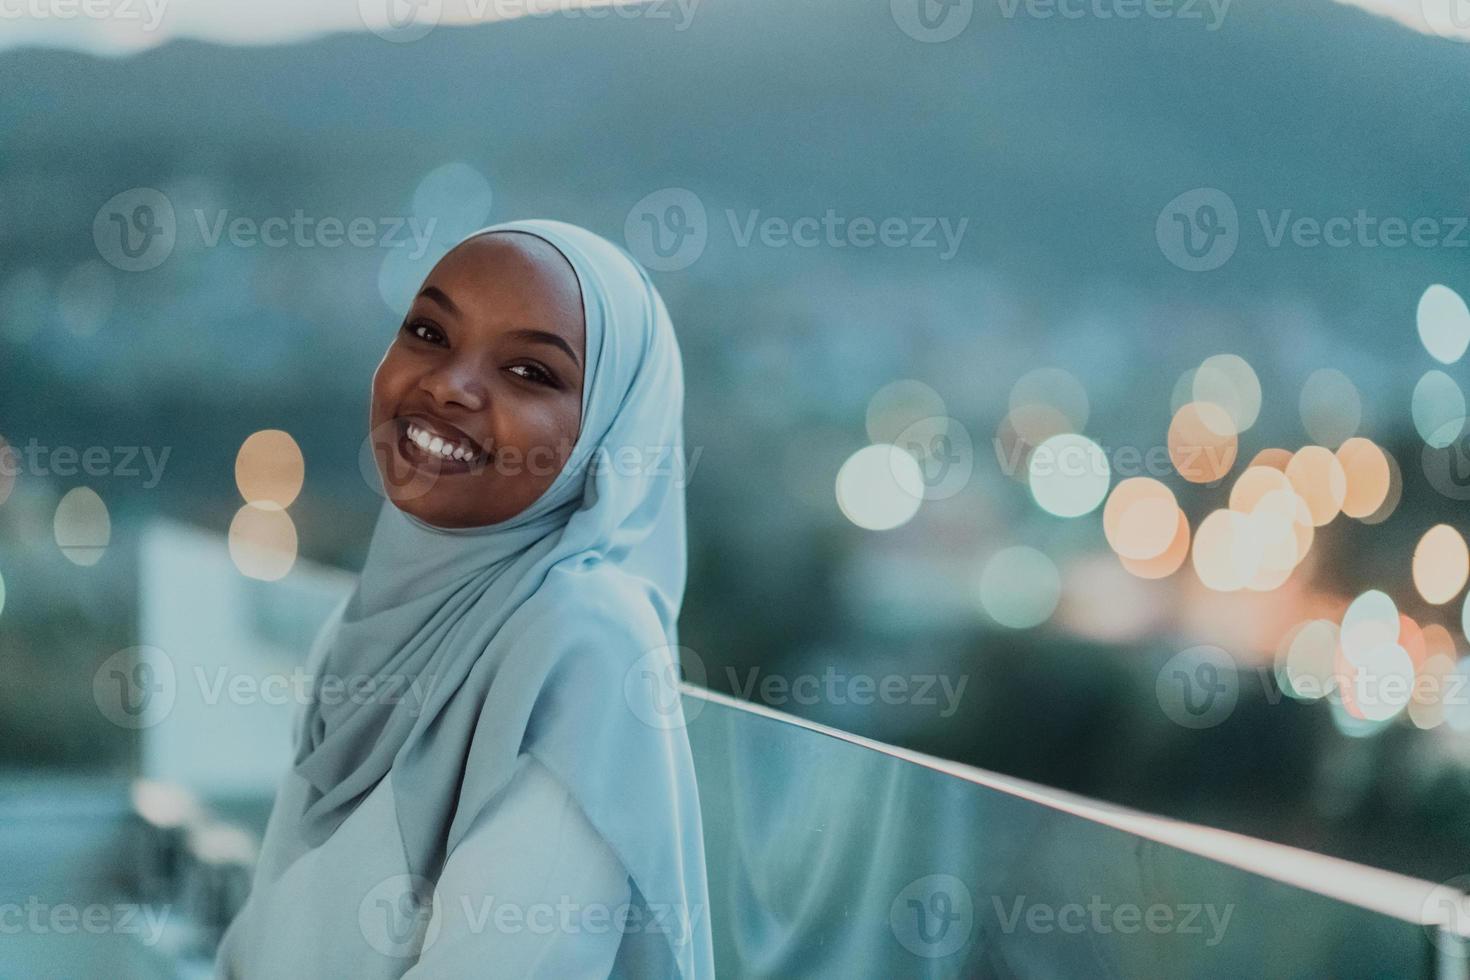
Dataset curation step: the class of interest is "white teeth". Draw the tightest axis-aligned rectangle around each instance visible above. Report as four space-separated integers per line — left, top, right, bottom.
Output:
404 421 480 463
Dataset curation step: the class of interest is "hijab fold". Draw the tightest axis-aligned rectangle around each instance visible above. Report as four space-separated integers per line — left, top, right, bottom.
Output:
291 220 712 979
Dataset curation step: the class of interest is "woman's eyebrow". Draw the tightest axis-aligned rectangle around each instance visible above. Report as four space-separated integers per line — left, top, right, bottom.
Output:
505 327 581 368
418 285 461 316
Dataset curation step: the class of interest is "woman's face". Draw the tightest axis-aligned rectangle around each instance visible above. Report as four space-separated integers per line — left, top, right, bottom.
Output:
369 232 586 529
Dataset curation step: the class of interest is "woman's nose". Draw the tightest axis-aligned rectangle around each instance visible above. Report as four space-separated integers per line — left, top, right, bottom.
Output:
419 359 489 413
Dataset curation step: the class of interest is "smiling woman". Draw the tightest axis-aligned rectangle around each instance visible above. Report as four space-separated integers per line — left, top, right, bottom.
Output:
369 233 588 529
215 221 713 979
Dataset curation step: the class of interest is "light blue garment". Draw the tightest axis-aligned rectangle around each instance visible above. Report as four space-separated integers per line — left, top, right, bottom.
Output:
287 219 712 978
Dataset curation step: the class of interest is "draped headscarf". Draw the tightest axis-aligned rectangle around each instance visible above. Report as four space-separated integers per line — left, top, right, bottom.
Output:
291 219 712 978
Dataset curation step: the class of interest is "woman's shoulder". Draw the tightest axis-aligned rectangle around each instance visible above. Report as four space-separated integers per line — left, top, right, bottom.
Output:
517 559 669 654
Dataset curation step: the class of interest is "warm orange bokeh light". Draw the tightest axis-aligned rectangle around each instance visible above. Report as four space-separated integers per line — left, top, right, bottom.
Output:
1336 437 1390 520
1169 402 1238 484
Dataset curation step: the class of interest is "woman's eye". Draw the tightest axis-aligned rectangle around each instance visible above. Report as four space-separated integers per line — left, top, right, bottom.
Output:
508 363 556 386
403 319 445 345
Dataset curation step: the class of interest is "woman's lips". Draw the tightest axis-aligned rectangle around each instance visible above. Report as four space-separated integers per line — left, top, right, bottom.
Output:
395 417 490 475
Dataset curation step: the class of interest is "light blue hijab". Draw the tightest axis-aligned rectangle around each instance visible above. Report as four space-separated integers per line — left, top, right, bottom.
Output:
292 219 713 978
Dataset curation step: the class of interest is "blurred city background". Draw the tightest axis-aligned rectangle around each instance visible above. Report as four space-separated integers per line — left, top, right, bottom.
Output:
3 0 1470 970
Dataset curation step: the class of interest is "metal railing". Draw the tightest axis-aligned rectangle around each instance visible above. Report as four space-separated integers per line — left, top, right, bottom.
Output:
681 684 1470 979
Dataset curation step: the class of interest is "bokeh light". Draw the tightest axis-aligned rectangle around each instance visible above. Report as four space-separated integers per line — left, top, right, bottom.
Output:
1417 283 1470 365
1411 369 1466 449
866 379 946 445
1298 368 1360 448
1009 367 1089 436
1191 509 1255 592
1341 590 1399 665
1168 402 1237 484
1119 509 1190 579
1028 433 1110 518
995 403 1072 483
1103 477 1178 560
1335 437 1390 519
235 430 305 510
53 487 110 567
835 444 924 530
979 546 1060 629
1281 619 1339 701
1349 642 1415 723
1359 447 1402 525
1249 447 1292 471
1192 353 1261 432
1228 465 1291 513
228 503 299 581
1284 446 1346 526
1413 524 1469 605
